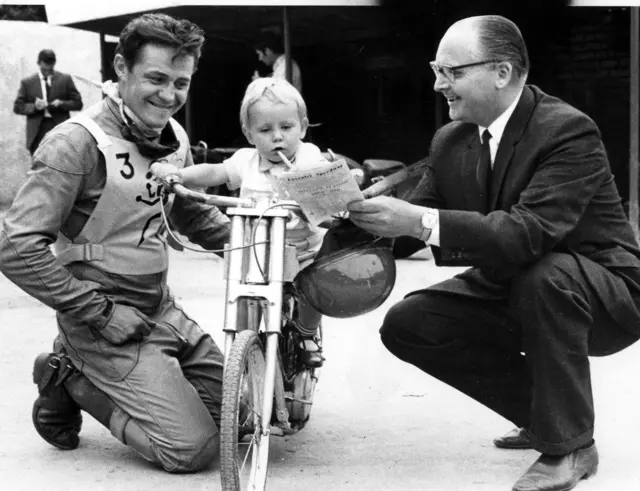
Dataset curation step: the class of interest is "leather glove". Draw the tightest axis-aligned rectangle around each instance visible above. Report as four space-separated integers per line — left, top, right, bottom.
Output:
98 301 156 345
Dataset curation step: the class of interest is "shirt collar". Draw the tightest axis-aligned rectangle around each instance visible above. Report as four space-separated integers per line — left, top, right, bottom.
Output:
272 54 285 69
478 87 523 144
39 72 51 83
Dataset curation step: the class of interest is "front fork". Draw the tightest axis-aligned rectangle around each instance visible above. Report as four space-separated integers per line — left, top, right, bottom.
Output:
222 208 290 435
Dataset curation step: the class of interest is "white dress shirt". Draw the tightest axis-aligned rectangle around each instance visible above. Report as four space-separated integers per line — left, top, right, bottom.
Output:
39 72 53 118
272 54 302 94
425 88 524 247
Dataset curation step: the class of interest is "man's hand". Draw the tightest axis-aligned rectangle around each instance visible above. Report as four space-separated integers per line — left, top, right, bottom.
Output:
35 97 47 111
150 162 182 187
49 99 62 108
99 303 156 345
347 196 424 238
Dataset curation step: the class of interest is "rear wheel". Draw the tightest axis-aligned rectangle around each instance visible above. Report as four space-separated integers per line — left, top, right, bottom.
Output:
220 330 269 491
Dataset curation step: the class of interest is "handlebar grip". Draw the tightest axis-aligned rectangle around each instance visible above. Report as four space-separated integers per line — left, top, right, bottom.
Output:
362 168 408 198
361 160 427 199
172 183 255 208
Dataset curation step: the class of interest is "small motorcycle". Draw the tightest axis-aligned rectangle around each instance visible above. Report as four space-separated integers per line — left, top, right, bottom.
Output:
152 158 417 491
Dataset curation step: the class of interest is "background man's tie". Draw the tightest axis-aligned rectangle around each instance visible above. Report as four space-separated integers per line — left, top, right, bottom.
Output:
45 76 52 103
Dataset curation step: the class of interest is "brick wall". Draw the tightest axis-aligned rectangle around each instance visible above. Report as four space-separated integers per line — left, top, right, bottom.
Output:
0 21 103 206
526 8 632 201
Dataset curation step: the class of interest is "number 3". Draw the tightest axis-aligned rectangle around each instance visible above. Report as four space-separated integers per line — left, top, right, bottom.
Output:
117 152 134 179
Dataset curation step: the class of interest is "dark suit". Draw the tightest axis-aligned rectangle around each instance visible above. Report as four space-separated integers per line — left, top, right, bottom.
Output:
380 85 640 455
13 71 83 154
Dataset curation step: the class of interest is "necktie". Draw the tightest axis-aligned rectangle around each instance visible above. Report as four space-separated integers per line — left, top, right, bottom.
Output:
45 76 51 103
478 129 493 208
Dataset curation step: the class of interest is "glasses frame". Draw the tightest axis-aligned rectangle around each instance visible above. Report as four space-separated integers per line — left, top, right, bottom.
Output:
430 59 504 83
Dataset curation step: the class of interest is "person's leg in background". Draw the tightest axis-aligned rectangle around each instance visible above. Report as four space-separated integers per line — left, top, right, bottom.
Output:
29 119 57 156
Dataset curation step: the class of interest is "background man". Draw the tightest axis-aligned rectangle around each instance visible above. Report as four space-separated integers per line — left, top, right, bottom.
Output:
252 31 302 94
13 49 83 161
348 14 640 491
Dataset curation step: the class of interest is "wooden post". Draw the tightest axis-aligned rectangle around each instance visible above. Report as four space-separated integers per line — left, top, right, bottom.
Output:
630 8 639 240
99 32 109 82
282 6 293 84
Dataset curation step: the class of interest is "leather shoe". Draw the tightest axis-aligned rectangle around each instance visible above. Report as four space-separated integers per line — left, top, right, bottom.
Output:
299 336 325 368
32 352 82 450
494 427 533 449
512 444 598 491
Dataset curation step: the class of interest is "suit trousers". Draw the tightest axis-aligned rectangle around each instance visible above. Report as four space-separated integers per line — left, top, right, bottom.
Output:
380 252 638 455
29 117 58 157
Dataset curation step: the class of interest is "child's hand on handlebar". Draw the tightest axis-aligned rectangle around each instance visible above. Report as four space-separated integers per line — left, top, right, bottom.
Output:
150 162 182 187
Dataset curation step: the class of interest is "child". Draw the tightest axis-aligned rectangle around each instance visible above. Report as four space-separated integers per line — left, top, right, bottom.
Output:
154 77 326 367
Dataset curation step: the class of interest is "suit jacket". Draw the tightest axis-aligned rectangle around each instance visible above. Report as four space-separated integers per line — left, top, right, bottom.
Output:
410 85 640 336
13 71 83 149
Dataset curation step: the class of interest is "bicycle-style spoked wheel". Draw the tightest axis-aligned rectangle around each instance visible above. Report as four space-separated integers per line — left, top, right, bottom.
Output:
220 330 269 491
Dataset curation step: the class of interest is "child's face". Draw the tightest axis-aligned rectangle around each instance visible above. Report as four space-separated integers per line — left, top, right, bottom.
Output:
244 99 308 163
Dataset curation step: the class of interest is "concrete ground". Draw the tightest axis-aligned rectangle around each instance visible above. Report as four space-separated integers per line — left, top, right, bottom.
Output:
1 217 640 490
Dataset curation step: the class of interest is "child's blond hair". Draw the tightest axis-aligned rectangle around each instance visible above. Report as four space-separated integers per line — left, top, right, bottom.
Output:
240 77 308 130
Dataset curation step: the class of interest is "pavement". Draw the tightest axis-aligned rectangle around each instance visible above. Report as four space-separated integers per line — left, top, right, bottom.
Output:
1 215 640 490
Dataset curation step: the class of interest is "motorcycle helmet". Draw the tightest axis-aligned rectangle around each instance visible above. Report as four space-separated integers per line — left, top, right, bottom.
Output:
295 219 396 318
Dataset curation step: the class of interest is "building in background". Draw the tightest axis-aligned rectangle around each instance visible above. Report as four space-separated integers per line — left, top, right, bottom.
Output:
0 16 102 206
2 2 637 217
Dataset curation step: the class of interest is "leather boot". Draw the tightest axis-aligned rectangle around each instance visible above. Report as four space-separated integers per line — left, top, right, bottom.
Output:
63 370 117 428
299 336 325 368
33 351 157 462
32 352 83 450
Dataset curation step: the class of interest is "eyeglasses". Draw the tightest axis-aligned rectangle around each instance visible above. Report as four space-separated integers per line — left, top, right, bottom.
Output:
430 60 503 83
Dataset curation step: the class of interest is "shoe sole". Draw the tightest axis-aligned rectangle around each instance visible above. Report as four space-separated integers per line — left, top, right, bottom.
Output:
31 404 79 451
494 440 533 450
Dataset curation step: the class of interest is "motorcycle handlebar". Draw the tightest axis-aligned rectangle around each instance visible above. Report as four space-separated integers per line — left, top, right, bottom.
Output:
171 183 255 208
155 158 427 207
171 183 301 211
362 161 427 199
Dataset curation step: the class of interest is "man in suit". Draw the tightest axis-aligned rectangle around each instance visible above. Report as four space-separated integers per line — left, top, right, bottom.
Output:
13 49 83 160
348 15 640 491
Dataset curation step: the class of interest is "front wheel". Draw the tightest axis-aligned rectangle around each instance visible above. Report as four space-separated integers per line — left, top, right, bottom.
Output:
220 330 269 491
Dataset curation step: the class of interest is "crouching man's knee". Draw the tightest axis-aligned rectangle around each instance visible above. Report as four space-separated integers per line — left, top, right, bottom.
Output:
113 409 220 473
157 431 220 473
379 300 412 352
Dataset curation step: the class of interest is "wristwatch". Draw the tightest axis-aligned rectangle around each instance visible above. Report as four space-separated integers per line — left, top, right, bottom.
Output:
419 208 438 242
